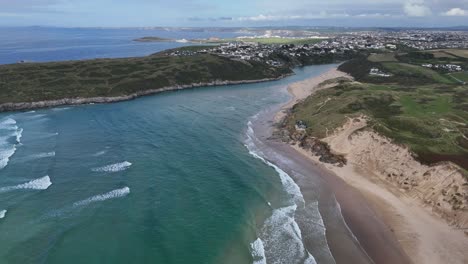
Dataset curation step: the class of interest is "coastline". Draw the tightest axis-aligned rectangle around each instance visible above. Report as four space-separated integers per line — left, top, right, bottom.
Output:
0 74 294 113
269 68 468 263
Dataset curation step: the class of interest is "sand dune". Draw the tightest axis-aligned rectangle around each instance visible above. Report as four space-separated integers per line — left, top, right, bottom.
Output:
280 68 468 264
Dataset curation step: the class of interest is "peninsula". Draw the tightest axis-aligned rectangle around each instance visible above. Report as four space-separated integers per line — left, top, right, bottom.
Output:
0 43 355 112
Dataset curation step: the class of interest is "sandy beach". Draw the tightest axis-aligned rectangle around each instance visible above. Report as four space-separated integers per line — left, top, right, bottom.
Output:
272 67 468 264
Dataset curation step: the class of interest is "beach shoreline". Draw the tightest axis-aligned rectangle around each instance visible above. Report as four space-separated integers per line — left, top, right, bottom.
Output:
266 67 468 264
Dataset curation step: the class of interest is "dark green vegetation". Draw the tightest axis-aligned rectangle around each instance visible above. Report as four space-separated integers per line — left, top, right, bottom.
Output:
287 50 468 170
133 37 173 42
0 53 291 104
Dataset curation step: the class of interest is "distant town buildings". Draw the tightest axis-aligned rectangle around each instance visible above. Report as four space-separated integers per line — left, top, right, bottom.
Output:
422 63 462 72
370 68 391 77
166 29 468 67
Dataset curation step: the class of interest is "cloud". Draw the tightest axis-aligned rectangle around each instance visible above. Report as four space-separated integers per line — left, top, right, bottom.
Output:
403 0 432 16
237 12 350 21
443 8 467 16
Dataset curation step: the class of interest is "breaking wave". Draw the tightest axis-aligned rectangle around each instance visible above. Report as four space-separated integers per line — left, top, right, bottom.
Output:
0 117 23 170
73 187 130 207
92 161 132 172
250 238 267 264
29 151 56 160
0 118 16 126
245 119 316 264
0 176 52 193
0 210 6 219
92 150 107 157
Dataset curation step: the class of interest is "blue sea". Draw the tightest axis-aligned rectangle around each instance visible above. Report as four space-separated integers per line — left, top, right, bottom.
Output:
0 27 368 264
0 27 245 65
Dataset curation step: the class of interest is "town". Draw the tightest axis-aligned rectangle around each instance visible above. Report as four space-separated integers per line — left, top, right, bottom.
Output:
165 29 468 72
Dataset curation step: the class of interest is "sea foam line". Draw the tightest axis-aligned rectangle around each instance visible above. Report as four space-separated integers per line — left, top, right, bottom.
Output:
245 119 316 264
73 187 130 207
30 151 56 159
0 176 52 193
0 117 23 170
92 161 132 172
250 238 267 264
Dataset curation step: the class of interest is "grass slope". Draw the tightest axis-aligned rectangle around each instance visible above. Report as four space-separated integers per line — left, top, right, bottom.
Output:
0 53 291 104
287 50 468 170
286 81 468 169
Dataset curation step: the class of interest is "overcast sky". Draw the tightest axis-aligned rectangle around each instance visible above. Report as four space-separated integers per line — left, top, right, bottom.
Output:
1 0 468 27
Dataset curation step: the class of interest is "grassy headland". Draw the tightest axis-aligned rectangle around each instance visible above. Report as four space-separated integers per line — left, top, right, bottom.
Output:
284 50 468 170
0 41 357 111
0 52 291 108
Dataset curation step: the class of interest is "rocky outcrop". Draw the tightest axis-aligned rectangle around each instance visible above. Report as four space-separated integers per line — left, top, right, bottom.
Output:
279 129 347 167
0 75 293 112
300 137 347 167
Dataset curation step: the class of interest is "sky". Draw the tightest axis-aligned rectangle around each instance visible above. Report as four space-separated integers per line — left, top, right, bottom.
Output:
1 0 468 28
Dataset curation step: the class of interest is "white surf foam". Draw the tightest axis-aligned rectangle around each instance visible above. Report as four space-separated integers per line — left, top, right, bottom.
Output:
16 128 23 143
30 151 56 159
0 118 23 170
250 238 267 264
0 146 16 170
0 176 52 193
259 205 317 264
0 118 16 126
92 161 132 172
92 150 107 157
244 118 316 264
52 107 70 111
73 187 130 207
0 210 6 219
245 120 304 206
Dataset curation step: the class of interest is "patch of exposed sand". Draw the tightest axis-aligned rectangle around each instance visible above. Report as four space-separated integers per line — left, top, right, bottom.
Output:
281 70 468 264
293 117 468 264
274 68 351 123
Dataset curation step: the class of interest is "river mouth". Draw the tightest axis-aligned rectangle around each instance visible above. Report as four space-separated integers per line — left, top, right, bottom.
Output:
1 64 351 264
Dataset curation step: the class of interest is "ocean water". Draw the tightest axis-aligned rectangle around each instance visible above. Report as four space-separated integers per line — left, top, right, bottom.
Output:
0 58 341 263
0 27 245 64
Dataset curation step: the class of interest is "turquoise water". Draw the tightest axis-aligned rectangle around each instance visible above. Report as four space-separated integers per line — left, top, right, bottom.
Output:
0 64 337 263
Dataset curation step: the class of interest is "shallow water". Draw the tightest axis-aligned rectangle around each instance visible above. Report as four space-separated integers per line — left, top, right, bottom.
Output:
0 64 344 263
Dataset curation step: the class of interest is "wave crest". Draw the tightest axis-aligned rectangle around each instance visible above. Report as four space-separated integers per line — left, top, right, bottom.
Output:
92 161 132 172
0 210 6 219
250 238 267 264
73 187 130 207
0 117 23 170
0 176 52 193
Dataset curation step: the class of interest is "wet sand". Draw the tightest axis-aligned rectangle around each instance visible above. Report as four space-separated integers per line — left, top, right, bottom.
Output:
251 68 413 264
251 107 411 264
261 67 468 264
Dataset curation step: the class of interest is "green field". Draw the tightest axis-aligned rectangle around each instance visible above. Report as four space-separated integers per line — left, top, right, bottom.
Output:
368 53 398 62
382 62 456 84
0 53 291 104
286 81 468 169
288 51 468 170
450 72 468 82
444 49 468 59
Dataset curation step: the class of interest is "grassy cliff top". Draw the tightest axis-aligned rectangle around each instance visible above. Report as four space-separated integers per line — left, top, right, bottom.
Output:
286 50 468 169
0 53 291 104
